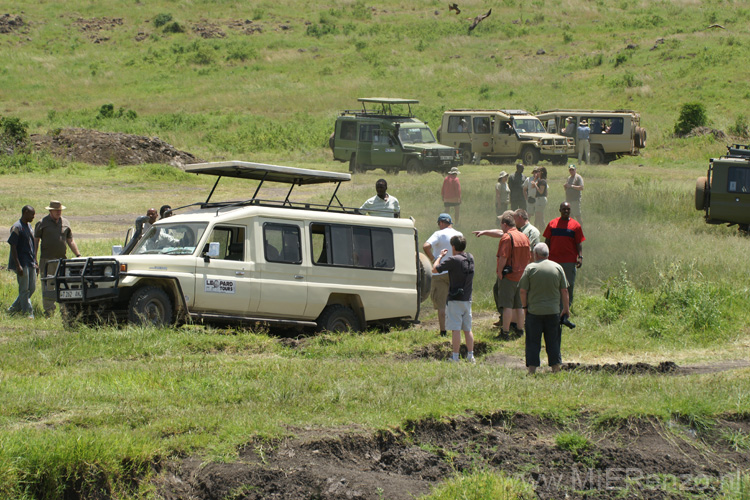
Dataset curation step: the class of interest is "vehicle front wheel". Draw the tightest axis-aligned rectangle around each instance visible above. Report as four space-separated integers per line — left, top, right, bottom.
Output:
520 147 540 165
406 159 423 175
128 286 173 326
316 304 362 332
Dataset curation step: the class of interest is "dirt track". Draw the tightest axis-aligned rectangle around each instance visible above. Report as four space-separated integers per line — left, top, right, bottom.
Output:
155 411 750 499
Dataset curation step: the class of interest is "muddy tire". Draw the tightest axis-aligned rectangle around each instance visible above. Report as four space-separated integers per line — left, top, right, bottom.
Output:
589 149 604 165
461 148 473 165
316 304 362 332
635 127 647 148
695 176 708 211
521 147 540 165
128 286 173 326
328 132 335 152
418 253 432 304
406 159 423 175
349 154 364 173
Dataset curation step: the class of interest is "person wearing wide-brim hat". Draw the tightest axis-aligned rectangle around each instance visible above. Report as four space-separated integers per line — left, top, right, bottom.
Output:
496 171 510 223
34 200 81 317
442 166 462 224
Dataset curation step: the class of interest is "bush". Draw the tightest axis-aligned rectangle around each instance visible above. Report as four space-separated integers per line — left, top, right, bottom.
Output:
153 13 172 28
163 22 185 34
0 116 29 152
728 114 749 138
97 104 138 121
674 102 707 136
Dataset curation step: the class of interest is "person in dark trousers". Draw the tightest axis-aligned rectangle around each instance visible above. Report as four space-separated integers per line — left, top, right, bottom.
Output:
7 205 38 319
508 162 527 210
433 234 475 363
519 243 569 374
543 202 585 307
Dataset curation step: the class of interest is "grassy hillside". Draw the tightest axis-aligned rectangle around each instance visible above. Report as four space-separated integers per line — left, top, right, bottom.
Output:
1 1 750 498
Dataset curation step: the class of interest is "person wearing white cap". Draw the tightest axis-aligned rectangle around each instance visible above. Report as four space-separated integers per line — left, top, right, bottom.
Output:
441 167 462 224
423 213 463 337
495 171 510 223
34 200 81 317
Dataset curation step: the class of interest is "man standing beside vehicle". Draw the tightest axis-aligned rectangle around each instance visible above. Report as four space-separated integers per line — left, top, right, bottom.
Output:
519 242 569 375
564 165 585 223
576 119 591 164
7 205 37 319
508 163 527 210
441 167 462 224
543 202 585 307
433 234 475 363
360 179 400 218
424 213 463 337
34 200 81 317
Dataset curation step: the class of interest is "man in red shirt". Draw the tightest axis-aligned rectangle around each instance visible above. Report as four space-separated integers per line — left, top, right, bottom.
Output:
543 202 585 306
441 167 462 224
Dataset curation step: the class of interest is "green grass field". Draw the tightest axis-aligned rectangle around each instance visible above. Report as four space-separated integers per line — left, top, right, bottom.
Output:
2 0 750 498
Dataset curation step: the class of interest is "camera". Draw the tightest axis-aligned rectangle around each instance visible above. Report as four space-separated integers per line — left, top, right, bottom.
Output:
560 314 576 329
501 264 513 276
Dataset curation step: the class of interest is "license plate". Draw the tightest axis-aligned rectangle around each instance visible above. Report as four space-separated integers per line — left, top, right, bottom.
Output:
60 289 82 299
440 156 452 161
555 149 565 154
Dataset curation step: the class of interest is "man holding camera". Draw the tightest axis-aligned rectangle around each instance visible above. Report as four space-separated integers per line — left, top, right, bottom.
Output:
519 242 570 375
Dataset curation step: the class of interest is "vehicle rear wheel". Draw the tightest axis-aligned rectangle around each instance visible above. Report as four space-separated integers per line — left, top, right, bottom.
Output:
418 253 432 304
316 304 362 332
461 149 473 165
349 154 364 173
588 149 604 165
695 176 708 211
406 159 423 175
128 286 173 326
520 147 540 165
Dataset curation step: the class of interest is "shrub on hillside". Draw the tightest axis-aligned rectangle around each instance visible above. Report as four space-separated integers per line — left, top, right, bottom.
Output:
728 114 749 138
163 21 185 34
674 102 707 136
153 13 172 28
0 116 29 150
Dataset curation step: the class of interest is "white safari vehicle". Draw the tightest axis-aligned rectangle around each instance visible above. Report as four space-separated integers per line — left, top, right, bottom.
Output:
44 162 431 331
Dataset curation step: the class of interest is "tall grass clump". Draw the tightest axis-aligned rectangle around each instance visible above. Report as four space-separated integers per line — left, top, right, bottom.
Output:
598 264 640 324
423 470 536 500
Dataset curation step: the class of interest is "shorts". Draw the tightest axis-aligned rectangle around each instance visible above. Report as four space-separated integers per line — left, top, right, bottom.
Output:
496 277 522 309
445 300 472 331
430 273 450 309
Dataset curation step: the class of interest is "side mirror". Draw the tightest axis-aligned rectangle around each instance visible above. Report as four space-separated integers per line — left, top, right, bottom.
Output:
204 242 220 262
112 245 123 255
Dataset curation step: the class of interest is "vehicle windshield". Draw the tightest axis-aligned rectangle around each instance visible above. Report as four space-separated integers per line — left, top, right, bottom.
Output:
513 118 547 134
132 222 208 255
399 126 436 144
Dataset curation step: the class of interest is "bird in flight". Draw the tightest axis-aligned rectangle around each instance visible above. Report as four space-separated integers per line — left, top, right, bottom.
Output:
448 3 461 15
469 9 491 31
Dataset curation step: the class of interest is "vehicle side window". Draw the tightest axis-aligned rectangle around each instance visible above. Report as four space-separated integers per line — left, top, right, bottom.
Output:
263 223 302 264
607 118 624 135
359 124 378 143
728 167 750 194
340 121 356 140
311 223 394 270
590 118 606 134
448 116 471 133
206 226 246 261
473 117 490 134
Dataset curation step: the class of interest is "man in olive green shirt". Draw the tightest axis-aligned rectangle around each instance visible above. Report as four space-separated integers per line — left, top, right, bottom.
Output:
519 243 569 374
34 200 81 317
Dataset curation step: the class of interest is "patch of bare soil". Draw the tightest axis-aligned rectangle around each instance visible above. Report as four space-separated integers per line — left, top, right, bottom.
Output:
30 128 201 167
154 412 750 500
0 13 26 34
193 20 226 38
227 19 264 34
73 17 123 43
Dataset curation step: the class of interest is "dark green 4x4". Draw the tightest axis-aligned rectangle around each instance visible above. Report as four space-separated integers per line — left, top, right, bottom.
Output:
330 98 461 174
696 144 750 232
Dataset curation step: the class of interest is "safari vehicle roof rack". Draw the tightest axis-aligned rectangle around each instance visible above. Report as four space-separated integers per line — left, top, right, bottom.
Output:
725 144 750 159
338 97 418 119
181 161 358 215
538 109 639 115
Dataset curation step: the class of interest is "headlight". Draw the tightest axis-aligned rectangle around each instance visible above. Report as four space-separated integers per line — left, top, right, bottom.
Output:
103 265 114 277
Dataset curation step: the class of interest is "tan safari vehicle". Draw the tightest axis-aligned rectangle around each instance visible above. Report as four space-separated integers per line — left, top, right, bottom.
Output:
43 162 432 331
536 109 647 164
436 109 574 165
695 144 750 232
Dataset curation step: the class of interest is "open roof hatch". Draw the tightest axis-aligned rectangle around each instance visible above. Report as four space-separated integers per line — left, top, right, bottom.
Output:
183 161 352 214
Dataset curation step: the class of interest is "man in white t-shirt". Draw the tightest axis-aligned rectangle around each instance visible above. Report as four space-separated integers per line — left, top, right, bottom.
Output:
359 178 400 217
423 213 463 336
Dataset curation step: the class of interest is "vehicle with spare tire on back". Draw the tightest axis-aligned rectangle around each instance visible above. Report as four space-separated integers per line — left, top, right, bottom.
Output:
330 97 462 174
43 161 432 331
535 109 647 165
436 109 574 165
695 143 750 232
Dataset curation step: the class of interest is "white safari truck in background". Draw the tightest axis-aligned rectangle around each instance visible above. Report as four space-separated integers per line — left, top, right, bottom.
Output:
44 162 431 331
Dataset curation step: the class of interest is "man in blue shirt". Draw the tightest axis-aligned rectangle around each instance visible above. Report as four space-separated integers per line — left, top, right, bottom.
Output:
7 205 37 318
576 119 591 164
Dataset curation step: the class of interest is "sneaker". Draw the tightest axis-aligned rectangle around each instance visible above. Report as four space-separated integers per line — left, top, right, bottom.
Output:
466 356 476 364
510 323 524 336
440 330 447 337
497 329 511 340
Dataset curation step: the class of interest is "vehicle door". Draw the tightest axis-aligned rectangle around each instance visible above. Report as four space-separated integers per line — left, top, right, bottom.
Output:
711 166 750 224
370 128 401 167
194 225 259 315
470 115 493 155
356 123 378 166
256 221 309 318
493 118 518 155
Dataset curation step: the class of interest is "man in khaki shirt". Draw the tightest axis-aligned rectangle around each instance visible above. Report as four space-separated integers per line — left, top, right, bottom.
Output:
34 200 81 317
